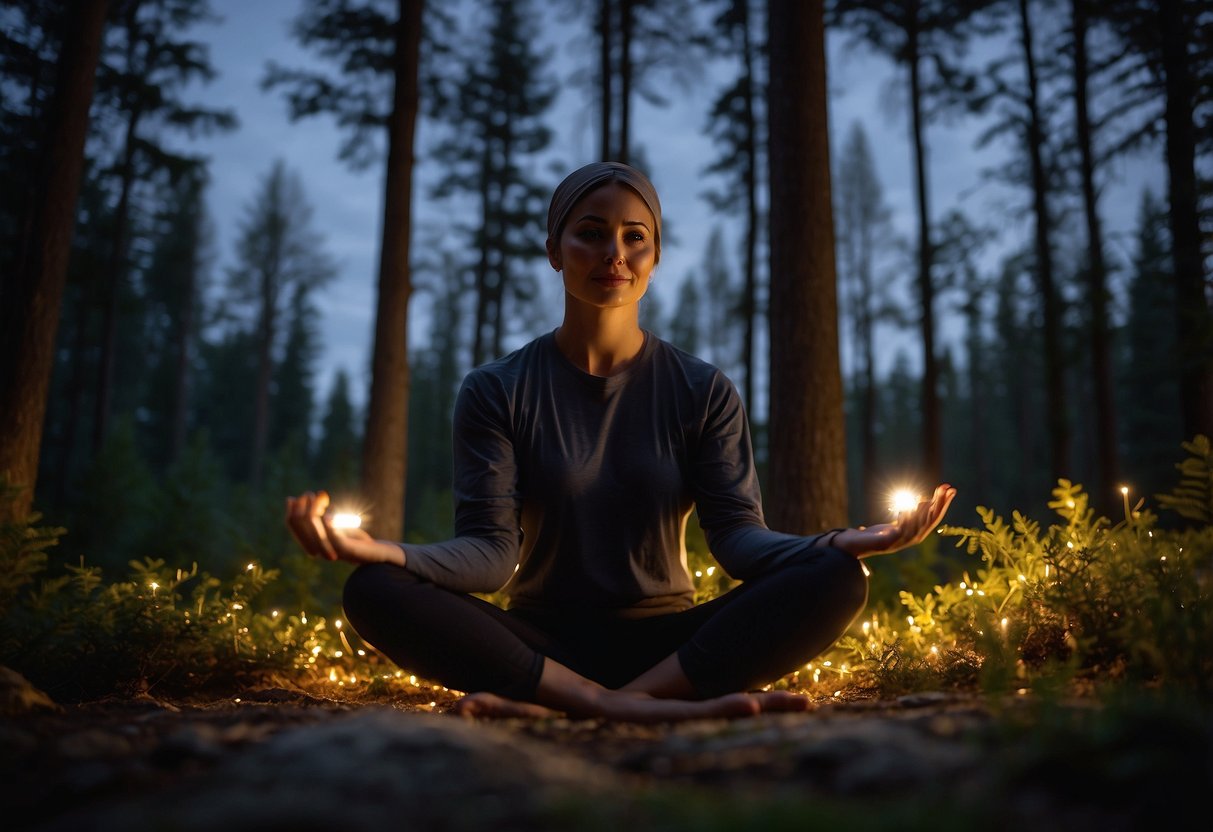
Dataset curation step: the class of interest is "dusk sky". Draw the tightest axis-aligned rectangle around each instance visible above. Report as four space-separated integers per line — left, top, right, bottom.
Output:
184 0 1163 416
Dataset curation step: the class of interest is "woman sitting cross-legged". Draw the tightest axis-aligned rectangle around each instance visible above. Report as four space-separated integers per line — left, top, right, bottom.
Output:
286 161 956 723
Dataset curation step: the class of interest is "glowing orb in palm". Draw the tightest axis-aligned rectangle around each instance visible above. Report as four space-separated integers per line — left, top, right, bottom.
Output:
888 489 921 515
330 512 363 530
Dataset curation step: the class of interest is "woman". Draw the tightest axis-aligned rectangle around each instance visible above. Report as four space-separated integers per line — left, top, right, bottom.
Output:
286 161 955 722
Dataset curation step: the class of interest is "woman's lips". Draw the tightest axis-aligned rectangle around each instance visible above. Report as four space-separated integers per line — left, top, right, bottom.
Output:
593 275 629 287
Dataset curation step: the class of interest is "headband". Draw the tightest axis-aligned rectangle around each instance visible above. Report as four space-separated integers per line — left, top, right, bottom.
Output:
546 161 662 262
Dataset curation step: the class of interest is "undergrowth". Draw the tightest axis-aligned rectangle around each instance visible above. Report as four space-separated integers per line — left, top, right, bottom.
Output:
2 438 1211 705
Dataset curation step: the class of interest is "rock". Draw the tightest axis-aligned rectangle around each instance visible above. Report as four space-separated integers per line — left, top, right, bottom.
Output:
0 666 59 716
35 707 622 831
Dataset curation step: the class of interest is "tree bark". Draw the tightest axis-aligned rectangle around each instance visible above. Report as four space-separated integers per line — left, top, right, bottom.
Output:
740 0 758 412
598 0 613 160
907 4 940 487
1019 0 1069 481
0 0 110 524
361 0 422 541
618 0 633 164
1158 0 1213 442
766 0 847 533
1071 0 1117 502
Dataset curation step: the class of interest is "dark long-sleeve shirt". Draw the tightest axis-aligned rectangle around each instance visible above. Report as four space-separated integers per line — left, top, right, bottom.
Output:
402 330 821 617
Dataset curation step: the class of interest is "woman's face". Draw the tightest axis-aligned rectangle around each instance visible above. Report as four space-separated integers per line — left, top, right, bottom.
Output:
547 182 657 312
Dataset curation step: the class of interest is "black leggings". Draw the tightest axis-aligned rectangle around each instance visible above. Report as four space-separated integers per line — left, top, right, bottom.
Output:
342 546 868 700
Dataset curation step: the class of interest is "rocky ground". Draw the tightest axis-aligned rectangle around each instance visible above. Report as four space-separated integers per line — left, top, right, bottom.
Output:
2 668 1207 831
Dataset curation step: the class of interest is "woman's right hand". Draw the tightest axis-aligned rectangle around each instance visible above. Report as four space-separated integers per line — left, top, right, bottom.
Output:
285 490 405 566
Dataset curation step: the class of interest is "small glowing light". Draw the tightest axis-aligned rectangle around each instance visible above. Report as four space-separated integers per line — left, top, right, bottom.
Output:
888 488 921 515
1044 564 1050 578
246 563 255 571
335 619 343 629
232 603 243 610
234 697 241 703
271 610 279 618
357 649 366 656
429 701 437 708
695 570 703 578
1120 485 1129 496
301 614 308 624
1066 541 1074 549
966 589 974 596
312 645 322 655
862 621 870 634
409 675 417 685
706 567 716 576
823 661 832 667
331 512 362 530
329 669 338 682
334 650 343 658
1161 556 1167 562
1018 574 1026 582
860 562 870 577
959 581 967 589
1001 617 1008 628
833 690 842 698
149 581 160 592
930 645 939 655
907 616 915 625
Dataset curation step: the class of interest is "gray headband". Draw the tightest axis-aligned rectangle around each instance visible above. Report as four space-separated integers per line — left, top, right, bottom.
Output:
546 161 662 262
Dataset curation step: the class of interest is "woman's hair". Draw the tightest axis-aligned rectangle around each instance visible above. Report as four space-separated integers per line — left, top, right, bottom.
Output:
546 161 662 263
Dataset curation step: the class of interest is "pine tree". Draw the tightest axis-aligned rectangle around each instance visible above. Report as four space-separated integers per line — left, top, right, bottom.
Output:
88 0 235 452
225 160 335 486
430 0 556 366
0 0 109 525
263 0 427 540
828 0 996 486
667 274 704 357
702 0 763 408
767 0 847 532
314 370 362 498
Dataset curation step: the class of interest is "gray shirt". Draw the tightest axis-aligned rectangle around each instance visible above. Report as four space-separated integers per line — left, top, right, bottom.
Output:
403 330 817 617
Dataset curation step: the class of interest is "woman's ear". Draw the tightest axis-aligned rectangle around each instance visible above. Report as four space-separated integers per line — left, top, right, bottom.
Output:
546 237 561 271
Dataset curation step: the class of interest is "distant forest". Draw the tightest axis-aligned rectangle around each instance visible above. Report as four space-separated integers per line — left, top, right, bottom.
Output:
1 0 1209 585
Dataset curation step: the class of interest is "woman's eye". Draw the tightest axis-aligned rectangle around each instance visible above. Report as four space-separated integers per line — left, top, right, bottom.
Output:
576 228 602 240
626 231 646 243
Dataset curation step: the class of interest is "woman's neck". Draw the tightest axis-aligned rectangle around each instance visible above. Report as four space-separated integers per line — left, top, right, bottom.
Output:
555 302 645 377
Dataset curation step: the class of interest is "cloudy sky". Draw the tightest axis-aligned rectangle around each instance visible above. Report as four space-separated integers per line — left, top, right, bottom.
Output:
185 0 1162 415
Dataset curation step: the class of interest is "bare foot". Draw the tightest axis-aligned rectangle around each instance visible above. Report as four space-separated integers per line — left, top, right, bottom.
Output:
751 690 812 713
454 692 561 719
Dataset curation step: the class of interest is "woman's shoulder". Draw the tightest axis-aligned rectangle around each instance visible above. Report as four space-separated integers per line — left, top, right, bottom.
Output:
460 332 553 395
649 335 738 396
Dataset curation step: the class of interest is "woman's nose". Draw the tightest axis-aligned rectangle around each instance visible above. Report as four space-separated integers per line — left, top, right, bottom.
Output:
602 238 623 263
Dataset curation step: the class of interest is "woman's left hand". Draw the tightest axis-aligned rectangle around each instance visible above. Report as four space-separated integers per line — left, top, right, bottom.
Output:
832 483 957 559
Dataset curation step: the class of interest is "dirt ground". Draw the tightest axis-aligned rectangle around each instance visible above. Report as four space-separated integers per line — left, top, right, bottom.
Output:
2 672 1207 831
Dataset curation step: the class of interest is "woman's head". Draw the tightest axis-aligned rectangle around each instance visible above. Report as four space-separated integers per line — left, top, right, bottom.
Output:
546 162 662 265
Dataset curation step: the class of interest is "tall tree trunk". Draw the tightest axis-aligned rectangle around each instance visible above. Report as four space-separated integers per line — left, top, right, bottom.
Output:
740 0 758 411
170 215 198 465
1158 0 1213 442
93 106 142 453
618 0 633 164
361 0 422 541
859 215 877 518
0 0 109 524
250 268 277 486
598 0 613 160
1019 0 1068 480
766 0 847 533
907 8 940 486
1071 0 1117 502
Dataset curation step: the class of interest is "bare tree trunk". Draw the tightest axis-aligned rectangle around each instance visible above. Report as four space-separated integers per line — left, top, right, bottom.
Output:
93 107 142 454
907 8 940 487
1071 0 1117 502
740 0 758 411
619 0 633 164
766 0 847 533
598 0 613 160
0 0 110 524
1019 0 1068 480
361 0 422 541
1158 0 1213 442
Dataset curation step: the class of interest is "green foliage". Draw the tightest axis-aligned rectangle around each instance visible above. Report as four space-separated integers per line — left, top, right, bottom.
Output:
1156 435 1213 522
822 440 1213 700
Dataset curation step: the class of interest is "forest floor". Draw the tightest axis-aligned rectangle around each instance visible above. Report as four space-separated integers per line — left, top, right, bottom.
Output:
2 669 1206 832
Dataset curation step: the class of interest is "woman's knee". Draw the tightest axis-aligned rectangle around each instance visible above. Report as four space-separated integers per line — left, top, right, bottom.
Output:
342 562 417 629
824 547 869 617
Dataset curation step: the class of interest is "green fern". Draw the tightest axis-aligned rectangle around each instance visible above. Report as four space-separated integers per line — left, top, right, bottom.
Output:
1156 435 1213 522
